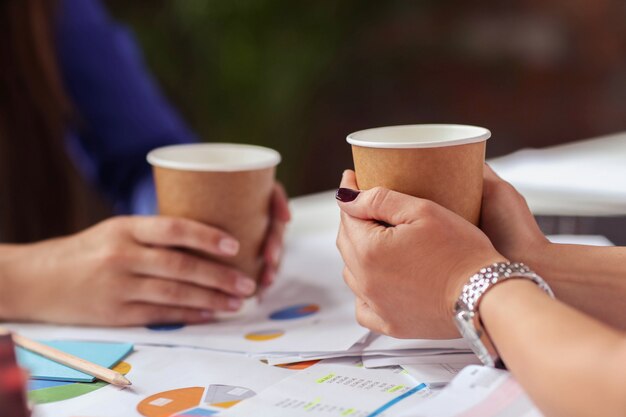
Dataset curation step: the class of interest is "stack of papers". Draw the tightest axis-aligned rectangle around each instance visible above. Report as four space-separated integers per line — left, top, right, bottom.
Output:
31 345 540 417
260 332 473 368
30 346 449 417
397 365 543 417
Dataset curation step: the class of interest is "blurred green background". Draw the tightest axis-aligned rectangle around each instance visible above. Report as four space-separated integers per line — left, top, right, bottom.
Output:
108 0 626 197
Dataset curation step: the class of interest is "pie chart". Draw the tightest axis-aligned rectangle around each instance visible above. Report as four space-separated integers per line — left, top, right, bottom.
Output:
244 329 284 341
276 360 320 370
269 303 320 320
28 362 131 405
137 384 256 417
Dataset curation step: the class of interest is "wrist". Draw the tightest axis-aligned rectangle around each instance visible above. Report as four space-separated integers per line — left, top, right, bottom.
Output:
506 237 553 273
447 253 508 311
452 261 554 368
479 278 544 318
0 248 18 320
0 244 36 321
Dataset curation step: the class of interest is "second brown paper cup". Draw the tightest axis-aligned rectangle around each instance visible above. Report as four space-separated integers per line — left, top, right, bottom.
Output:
347 124 490 225
147 143 280 285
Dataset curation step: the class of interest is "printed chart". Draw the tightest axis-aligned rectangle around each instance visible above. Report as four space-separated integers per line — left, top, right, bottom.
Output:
244 329 285 341
275 360 320 371
31 346 293 417
28 362 131 405
243 303 320 342
223 358 434 417
269 304 320 320
137 384 256 417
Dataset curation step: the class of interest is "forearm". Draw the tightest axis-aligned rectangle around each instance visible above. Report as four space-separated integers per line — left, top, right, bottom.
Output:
0 242 60 322
0 244 23 320
480 279 626 417
527 243 626 330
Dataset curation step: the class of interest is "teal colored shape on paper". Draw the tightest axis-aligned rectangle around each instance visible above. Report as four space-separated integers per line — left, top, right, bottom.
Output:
16 341 133 383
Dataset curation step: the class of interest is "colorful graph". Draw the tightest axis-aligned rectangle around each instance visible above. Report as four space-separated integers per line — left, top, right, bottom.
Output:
205 384 255 408
276 360 320 370
137 384 256 417
172 408 217 416
28 362 131 405
244 329 285 341
269 303 320 320
147 323 186 331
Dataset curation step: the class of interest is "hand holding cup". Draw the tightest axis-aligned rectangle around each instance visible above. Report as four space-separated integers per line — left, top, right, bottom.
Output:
148 143 285 316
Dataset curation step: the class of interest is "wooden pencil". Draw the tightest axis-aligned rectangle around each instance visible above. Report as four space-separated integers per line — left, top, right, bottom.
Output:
9 331 131 387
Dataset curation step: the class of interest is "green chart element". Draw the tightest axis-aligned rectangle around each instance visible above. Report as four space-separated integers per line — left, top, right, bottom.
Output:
28 362 131 404
29 380 107 404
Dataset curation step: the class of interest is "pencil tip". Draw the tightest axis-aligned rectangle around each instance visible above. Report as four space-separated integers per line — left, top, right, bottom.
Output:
113 375 132 387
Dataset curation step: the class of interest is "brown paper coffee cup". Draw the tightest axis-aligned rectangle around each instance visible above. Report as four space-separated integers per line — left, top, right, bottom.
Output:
147 143 280 284
347 125 490 225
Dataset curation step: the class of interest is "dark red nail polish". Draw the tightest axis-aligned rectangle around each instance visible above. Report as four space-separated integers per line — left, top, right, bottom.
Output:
336 188 360 202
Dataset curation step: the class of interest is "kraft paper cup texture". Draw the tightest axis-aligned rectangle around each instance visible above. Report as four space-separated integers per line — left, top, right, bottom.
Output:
347 124 490 225
147 143 281 290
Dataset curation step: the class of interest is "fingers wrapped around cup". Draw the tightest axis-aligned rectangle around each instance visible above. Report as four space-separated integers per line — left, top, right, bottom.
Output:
336 175 506 339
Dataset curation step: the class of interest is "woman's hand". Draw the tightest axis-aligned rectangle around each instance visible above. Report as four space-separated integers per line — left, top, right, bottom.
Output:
336 170 505 339
0 216 260 326
259 182 291 289
481 164 549 264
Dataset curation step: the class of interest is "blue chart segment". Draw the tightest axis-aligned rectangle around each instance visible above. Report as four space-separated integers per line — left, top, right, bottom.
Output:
29 379 72 390
146 323 186 331
173 408 218 416
269 304 320 320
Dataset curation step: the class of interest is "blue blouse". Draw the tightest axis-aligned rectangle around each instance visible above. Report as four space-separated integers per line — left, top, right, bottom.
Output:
56 0 197 215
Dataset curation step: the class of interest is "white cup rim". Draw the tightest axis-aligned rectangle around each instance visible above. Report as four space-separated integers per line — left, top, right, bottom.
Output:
147 143 281 172
346 124 491 149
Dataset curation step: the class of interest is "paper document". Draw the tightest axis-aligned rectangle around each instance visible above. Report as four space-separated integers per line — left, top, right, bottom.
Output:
32 345 295 417
400 354 481 386
363 352 478 369
398 365 543 417
364 334 469 352
223 358 435 417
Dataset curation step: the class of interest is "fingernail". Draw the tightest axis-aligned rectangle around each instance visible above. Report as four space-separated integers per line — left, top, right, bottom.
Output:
201 310 214 319
270 245 281 265
264 269 276 286
219 237 239 255
336 188 360 202
236 276 256 295
228 297 243 310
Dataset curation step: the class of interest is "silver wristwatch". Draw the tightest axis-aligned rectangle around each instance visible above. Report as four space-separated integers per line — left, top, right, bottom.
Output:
453 261 555 368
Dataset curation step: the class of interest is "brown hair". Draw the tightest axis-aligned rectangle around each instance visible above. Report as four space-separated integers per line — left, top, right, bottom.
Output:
0 0 108 243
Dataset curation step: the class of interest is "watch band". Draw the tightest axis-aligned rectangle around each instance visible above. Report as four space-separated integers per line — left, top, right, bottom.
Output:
453 261 555 368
